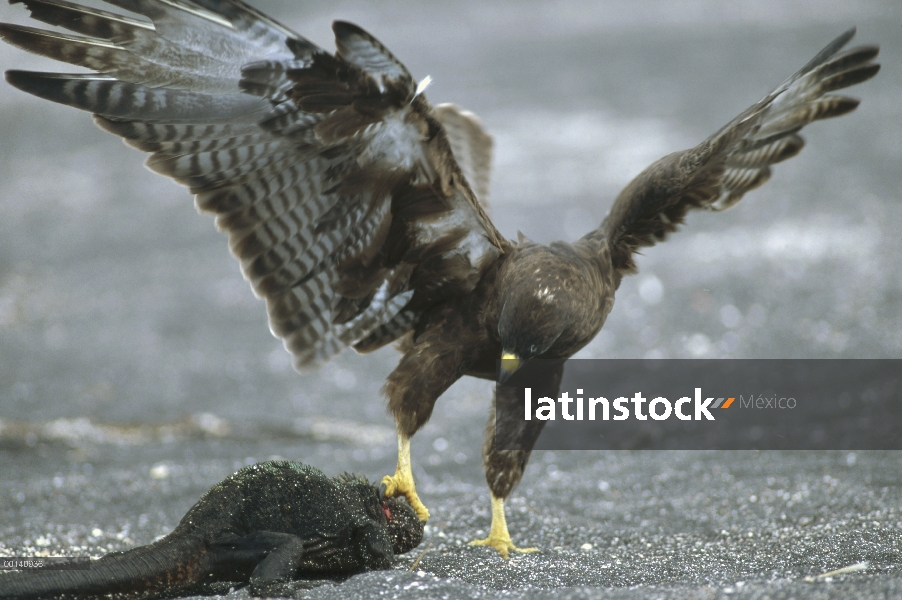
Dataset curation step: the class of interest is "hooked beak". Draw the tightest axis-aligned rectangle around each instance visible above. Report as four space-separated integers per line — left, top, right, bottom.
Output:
498 352 522 385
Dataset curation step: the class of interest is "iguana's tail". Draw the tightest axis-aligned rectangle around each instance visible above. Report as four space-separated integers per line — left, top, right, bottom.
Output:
0 535 207 600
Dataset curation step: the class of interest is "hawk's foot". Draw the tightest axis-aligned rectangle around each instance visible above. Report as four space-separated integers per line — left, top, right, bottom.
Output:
469 534 537 560
381 435 430 521
380 471 430 522
468 494 535 559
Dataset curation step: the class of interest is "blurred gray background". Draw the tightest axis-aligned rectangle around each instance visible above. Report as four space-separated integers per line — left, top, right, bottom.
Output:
0 1 900 598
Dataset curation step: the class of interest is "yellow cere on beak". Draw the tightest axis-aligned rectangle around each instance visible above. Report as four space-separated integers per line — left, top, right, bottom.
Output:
500 352 521 373
498 353 522 385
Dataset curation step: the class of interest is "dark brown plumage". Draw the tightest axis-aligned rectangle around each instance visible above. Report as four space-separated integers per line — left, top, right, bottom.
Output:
0 0 879 558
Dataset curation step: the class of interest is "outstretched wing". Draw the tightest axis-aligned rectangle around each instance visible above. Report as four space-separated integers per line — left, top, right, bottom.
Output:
597 28 879 282
1 0 506 368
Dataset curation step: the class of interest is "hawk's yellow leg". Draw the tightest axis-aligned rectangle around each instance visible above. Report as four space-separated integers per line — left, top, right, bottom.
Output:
469 494 537 558
380 435 430 521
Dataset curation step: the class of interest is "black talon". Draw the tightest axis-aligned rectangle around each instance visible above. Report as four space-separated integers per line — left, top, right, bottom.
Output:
379 482 388 500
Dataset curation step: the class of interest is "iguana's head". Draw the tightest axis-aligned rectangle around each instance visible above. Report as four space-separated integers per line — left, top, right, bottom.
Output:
336 471 424 555
382 496 423 555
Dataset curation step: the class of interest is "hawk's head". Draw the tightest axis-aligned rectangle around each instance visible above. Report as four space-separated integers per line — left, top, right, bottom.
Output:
496 244 603 384
497 286 566 382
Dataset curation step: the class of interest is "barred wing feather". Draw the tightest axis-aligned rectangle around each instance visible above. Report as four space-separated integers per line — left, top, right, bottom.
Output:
1 0 505 368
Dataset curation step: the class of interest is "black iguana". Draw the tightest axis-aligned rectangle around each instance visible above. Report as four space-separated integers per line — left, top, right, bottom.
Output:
0 461 423 599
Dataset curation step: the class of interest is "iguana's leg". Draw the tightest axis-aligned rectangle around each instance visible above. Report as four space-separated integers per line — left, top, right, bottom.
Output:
247 533 305 598
208 531 305 597
381 322 467 522
470 360 563 558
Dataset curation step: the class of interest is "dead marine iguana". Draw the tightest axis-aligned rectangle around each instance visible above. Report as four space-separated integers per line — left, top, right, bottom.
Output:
0 461 423 599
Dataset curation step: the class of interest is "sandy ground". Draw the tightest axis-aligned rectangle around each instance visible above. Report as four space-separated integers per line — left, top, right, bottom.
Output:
1 0 900 598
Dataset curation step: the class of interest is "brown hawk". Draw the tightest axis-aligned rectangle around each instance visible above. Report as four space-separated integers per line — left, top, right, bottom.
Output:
0 0 879 557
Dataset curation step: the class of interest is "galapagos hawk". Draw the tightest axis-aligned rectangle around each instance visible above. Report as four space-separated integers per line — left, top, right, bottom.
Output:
0 0 879 557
